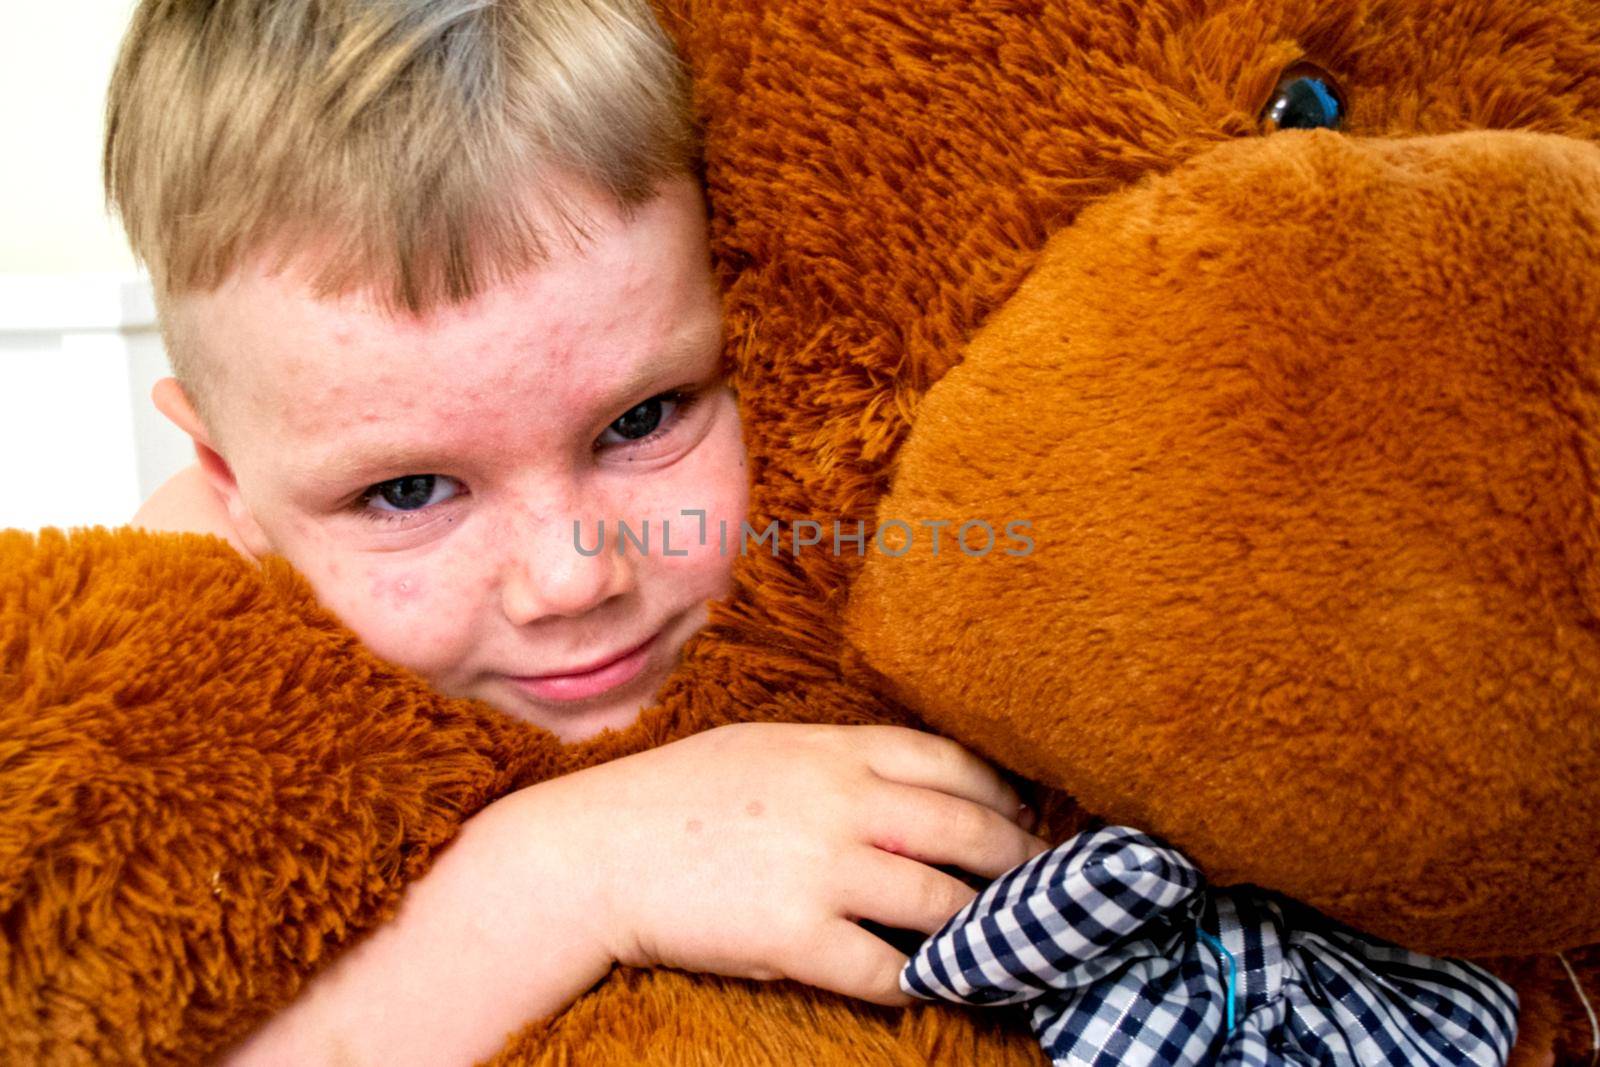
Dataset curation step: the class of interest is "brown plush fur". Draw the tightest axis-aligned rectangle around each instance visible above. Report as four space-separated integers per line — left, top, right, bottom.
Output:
845 127 1600 956
0 529 555 1061
4 0 1599 1064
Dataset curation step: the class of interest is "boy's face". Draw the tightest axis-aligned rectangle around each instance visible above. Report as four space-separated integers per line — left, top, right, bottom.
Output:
171 178 748 742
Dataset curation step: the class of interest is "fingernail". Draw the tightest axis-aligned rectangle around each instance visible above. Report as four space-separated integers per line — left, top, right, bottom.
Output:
1017 803 1037 831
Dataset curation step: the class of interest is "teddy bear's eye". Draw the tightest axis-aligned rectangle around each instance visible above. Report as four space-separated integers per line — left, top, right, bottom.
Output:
1261 61 1347 132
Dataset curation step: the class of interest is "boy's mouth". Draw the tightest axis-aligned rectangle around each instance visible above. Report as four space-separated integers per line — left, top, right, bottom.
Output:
505 630 662 703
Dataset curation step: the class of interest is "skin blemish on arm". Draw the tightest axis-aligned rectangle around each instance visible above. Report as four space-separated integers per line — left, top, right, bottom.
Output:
745 800 764 817
685 819 703 834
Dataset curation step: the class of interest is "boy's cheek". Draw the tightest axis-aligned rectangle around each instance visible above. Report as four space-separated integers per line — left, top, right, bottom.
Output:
350 552 486 627
340 586 479 682
364 568 430 612
642 418 750 570
293 547 483 677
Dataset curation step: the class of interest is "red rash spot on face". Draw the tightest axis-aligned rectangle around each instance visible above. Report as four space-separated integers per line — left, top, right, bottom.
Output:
368 571 424 609
686 819 703 834
745 800 764 817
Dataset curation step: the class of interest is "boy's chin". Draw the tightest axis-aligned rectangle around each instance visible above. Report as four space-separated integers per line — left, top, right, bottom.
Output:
477 682 655 744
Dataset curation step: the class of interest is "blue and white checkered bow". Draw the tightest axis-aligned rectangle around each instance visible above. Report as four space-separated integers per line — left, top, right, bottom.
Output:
902 825 1518 1067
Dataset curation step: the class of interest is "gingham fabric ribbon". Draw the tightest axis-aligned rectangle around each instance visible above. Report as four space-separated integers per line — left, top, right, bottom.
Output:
902 826 1518 1067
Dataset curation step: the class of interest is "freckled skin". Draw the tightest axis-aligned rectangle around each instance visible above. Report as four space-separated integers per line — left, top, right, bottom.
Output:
174 177 749 742
744 801 764 817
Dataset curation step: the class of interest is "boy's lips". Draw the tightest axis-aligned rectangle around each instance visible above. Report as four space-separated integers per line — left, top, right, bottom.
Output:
506 630 662 703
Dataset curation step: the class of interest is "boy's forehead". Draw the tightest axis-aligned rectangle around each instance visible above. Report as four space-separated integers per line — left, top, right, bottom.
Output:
170 184 720 459
173 267 592 434
172 176 710 369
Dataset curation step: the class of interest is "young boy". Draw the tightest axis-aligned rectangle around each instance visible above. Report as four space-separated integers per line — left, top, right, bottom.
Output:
106 1 1046 1064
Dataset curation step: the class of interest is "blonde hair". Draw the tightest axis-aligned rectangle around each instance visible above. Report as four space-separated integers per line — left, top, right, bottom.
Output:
105 0 696 347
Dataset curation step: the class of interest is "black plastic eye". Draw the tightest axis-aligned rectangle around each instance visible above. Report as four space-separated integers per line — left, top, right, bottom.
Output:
1261 62 1347 132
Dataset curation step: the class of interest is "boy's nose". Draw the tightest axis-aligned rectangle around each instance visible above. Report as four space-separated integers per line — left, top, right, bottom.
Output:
499 514 637 625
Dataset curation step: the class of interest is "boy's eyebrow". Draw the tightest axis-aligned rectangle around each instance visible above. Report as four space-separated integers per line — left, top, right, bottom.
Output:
288 445 462 494
289 323 724 491
590 321 724 416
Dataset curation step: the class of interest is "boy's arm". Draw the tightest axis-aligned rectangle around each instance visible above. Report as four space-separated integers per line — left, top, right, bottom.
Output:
219 722 1049 1067
217 784 614 1067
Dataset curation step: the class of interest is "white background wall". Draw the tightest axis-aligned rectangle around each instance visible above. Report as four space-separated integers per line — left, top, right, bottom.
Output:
1 0 191 531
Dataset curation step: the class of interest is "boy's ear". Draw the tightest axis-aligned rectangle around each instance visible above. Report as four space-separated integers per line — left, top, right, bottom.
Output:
150 377 272 559
151 376 210 443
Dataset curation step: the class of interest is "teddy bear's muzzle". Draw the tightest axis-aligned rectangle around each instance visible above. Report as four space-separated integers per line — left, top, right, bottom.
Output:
844 126 1600 959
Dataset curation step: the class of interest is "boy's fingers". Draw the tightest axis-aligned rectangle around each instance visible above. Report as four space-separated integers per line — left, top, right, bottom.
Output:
868 783 1050 879
787 920 915 1007
852 726 1025 821
842 849 978 935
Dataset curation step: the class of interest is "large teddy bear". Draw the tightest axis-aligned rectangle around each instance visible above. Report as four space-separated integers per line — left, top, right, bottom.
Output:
4 0 1599 1064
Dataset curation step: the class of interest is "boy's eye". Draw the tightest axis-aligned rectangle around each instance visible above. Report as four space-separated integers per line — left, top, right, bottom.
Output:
597 393 683 447
364 474 461 512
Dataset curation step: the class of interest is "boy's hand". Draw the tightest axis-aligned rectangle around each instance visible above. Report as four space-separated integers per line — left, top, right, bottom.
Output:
524 722 1049 1006
220 723 1041 1067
